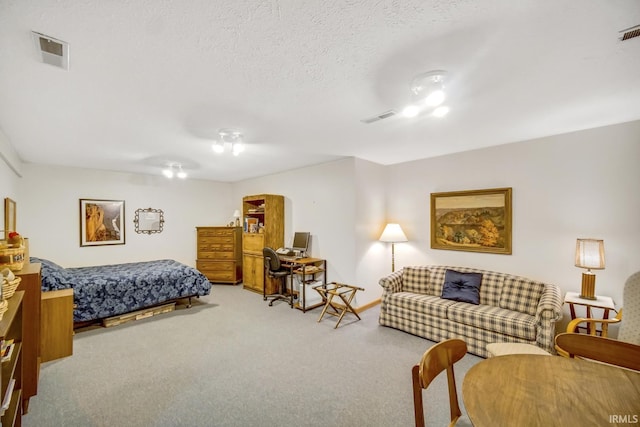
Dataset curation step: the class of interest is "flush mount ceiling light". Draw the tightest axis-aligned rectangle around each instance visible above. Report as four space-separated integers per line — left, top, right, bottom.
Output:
212 128 245 156
162 163 187 179
402 70 448 118
361 70 450 123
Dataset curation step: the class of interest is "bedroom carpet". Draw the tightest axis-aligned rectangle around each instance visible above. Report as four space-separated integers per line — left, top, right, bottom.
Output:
24 284 482 427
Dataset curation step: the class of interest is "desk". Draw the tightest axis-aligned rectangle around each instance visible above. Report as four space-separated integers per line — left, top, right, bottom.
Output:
463 354 640 427
278 256 326 313
564 291 617 335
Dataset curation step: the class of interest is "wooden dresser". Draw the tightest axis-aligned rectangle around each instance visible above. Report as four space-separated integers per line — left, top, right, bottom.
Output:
196 227 242 284
14 262 41 413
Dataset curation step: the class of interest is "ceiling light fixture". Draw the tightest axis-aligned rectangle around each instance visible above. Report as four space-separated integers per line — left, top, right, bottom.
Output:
402 70 450 119
162 163 187 179
213 128 244 156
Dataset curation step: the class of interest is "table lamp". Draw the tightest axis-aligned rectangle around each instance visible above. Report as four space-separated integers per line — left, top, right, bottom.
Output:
379 223 408 272
575 238 605 300
233 210 241 227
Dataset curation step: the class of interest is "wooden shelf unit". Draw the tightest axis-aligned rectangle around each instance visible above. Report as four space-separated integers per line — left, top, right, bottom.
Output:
14 262 41 413
0 291 24 427
196 227 243 284
241 194 284 294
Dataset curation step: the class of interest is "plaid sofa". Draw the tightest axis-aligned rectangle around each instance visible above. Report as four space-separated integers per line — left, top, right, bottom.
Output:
378 266 563 357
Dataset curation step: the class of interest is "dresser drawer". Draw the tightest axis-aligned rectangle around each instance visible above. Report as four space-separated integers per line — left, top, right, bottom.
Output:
198 228 235 238
198 251 235 260
197 260 235 272
199 236 235 245
198 242 235 252
204 270 236 281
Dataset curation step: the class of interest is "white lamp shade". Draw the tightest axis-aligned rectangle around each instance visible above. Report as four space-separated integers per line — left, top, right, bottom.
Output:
575 238 605 270
379 223 408 243
233 210 241 219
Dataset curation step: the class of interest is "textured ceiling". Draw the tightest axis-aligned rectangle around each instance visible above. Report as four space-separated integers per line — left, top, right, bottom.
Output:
1 1 639 182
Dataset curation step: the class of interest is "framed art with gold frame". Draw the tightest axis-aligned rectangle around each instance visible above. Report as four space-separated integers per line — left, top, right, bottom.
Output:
430 187 512 254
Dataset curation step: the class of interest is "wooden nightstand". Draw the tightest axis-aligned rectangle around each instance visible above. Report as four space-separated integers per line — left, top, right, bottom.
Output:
563 291 617 335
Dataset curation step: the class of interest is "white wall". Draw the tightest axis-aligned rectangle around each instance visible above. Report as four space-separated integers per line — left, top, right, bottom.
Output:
17 164 234 267
4 120 639 317
0 127 21 233
385 120 640 328
231 158 361 286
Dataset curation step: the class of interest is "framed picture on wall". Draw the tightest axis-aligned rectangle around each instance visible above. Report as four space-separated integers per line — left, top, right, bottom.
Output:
80 199 125 246
430 187 512 254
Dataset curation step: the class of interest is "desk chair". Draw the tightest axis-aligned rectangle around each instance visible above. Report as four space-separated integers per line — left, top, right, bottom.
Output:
263 247 293 308
412 339 472 427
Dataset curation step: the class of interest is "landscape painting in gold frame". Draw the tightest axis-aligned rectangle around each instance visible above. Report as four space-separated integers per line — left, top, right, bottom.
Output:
431 187 512 254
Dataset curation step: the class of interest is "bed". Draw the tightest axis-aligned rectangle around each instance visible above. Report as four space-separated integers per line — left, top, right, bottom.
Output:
31 257 212 323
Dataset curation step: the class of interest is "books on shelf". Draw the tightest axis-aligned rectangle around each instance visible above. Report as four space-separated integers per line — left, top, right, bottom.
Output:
0 378 15 415
244 217 259 233
1 339 14 362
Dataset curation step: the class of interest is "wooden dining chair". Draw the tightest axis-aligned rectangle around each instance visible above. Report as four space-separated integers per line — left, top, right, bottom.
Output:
554 333 640 371
411 338 471 427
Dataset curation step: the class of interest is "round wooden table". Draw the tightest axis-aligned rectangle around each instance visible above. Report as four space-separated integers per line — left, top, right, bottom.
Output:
463 354 640 427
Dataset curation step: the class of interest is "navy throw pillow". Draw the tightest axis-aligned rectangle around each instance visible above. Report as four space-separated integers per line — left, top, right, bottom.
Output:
441 269 483 305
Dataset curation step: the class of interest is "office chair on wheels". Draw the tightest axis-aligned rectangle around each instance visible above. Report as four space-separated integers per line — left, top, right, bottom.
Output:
263 247 294 308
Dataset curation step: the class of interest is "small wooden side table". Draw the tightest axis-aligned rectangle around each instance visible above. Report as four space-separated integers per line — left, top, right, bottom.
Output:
41 288 74 362
563 291 617 335
314 282 364 328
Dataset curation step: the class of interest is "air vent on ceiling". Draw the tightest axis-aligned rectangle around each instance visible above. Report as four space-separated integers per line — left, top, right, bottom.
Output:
31 31 69 70
360 110 397 124
619 25 640 41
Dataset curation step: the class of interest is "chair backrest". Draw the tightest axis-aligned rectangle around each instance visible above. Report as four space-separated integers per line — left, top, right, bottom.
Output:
555 333 640 371
263 247 281 272
619 271 640 345
412 339 467 427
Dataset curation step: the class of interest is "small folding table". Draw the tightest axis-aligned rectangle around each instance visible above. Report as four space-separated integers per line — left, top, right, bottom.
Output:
313 282 364 328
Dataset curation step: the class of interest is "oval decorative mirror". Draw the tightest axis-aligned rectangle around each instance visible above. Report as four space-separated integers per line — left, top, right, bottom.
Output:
134 208 164 234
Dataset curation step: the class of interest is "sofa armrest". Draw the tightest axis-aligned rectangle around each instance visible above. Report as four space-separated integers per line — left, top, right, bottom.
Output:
535 283 563 354
379 269 404 294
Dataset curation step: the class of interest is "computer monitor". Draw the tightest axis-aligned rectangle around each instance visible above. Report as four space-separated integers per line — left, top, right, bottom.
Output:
291 232 310 255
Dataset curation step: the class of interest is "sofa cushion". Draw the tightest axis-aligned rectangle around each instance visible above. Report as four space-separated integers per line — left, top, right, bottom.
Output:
387 292 457 318
447 302 537 340
441 269 482 305
500 277 545 316
425 266 503 305
402 266 431 294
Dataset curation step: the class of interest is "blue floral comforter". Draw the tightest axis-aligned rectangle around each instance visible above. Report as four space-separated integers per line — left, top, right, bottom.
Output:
31 257 212 322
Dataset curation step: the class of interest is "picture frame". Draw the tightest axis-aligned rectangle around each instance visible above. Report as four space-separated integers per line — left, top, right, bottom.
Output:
431 187 512 254
80 199 125 246
4 198 16 238
133 207 164 234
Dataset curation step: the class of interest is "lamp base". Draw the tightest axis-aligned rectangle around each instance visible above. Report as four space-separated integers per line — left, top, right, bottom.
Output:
579 272 597 300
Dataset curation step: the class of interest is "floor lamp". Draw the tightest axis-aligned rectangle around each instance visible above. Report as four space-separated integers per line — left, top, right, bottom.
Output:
379 223 408 272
